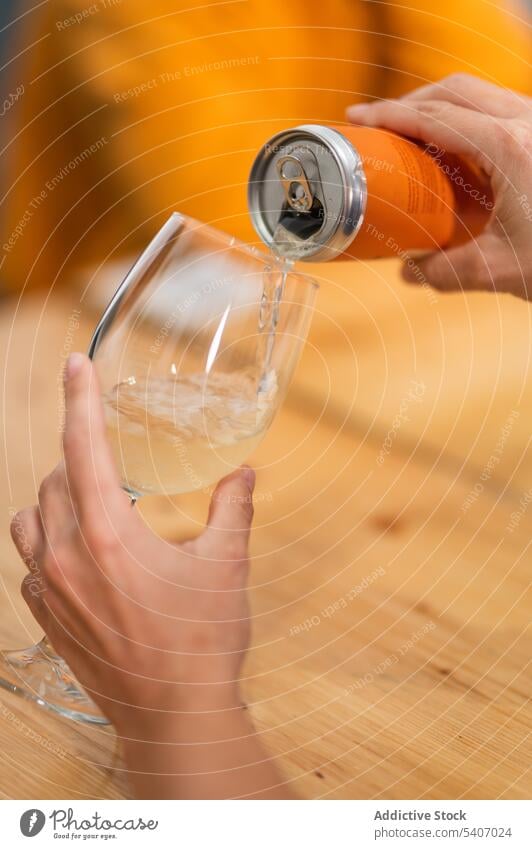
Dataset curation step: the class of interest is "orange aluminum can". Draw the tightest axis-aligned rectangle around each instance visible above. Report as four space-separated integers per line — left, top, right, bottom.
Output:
248 124 492 261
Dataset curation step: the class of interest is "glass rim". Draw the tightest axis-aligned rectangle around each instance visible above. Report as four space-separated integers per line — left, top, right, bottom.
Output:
88 211 319 359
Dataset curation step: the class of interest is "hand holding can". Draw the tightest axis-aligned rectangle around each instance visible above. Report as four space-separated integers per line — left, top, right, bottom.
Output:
248 74 531 301
346 74 532 300
249 114 492 262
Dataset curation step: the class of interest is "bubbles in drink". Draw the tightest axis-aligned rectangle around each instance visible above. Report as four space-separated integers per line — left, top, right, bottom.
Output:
102 370 277 497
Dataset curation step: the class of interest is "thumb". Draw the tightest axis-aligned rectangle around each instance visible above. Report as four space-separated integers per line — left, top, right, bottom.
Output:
402 231 516 295
203 466 256 557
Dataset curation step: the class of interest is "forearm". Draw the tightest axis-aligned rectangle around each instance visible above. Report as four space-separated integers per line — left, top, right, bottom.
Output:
121 706 293 799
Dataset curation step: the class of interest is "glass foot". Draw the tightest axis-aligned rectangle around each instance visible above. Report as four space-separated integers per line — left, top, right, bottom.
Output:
0 638 110 725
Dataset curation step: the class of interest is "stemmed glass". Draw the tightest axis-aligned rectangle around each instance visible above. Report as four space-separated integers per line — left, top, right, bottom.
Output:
0 213 318 724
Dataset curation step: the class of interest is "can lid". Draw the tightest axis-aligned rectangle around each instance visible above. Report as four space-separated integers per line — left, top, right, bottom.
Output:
248 125 367 261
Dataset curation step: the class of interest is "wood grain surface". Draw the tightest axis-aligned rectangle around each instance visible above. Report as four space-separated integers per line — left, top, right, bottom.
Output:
0 259 530 799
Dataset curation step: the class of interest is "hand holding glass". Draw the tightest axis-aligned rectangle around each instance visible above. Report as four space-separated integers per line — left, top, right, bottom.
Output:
0 213 317 723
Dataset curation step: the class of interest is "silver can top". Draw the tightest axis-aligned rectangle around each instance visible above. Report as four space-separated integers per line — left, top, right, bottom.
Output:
248 124 367 261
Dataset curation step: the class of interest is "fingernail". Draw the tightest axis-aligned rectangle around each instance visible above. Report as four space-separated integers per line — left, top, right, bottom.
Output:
66 352 84 380
346 103 371 121
240 465 256 489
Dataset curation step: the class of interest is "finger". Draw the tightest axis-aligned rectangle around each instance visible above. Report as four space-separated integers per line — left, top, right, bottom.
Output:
346 98 501 174
37 462 77 540
402 230 529 298
10 507 44 566
63 353 124 521
21 574 49 627
203 466 255 558
19 584 90 670
403 74 530 119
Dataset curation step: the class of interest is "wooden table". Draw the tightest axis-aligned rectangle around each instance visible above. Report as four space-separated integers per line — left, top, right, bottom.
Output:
0 260 530 799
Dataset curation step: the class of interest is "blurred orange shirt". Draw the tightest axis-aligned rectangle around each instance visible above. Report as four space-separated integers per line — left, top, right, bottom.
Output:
2 0 530 292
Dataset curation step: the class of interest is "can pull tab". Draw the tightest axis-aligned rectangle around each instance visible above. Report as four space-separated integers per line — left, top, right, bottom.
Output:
274 146 326 246
276 151 317 213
